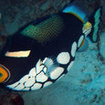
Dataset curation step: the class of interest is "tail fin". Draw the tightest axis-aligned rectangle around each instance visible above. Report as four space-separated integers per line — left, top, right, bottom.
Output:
88 7 102 42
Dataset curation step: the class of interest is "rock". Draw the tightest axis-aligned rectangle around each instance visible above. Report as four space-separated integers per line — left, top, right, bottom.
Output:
40 1 52 11
99 31 105 59
0 93 24 105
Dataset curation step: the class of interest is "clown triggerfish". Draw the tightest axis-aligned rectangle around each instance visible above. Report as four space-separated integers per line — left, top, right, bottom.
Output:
0 2 102 91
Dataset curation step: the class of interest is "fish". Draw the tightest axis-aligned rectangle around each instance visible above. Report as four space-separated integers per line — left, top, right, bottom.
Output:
0 2 102 91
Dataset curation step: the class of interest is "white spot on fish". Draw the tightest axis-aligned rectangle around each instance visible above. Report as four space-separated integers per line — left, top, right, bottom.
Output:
36 72 48 82
7 75 31 90
7 81 19 89
43 57 53 65
50 67 64 79
43 67 47 73
19 75 29 84
13 83 24 91
67 61 74 71
78 35 84 48
57 52 70 64
43 81 53 88
36 59 44 74
29 67 36 77
24 77 35 87
71 42 77 57
31 83 42 90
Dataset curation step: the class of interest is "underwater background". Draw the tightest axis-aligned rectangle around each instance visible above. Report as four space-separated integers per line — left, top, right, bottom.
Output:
0 0 105 105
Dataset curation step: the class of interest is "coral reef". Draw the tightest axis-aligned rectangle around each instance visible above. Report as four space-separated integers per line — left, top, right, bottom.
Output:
0 92 24 105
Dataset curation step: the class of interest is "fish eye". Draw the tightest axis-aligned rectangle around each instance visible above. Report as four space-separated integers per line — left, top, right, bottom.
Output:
0 64 10 83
